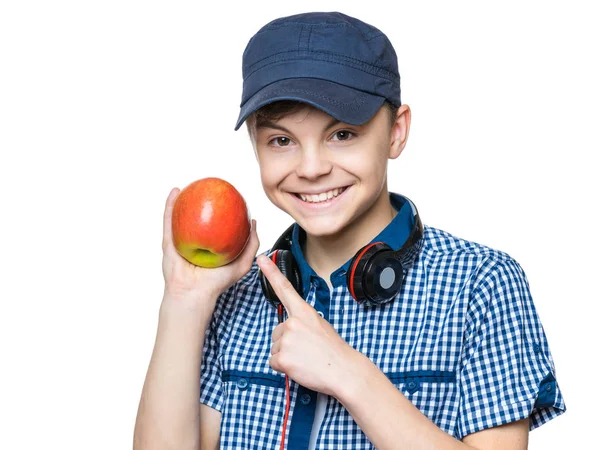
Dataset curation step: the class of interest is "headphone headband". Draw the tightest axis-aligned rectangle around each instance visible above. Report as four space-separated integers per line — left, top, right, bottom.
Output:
391 196 424 271
271 223 295 253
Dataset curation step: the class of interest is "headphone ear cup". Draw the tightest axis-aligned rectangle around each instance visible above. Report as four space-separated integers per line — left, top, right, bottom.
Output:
347 243 389 304
347 242 404 306
259 250 302 308
364 251 405 305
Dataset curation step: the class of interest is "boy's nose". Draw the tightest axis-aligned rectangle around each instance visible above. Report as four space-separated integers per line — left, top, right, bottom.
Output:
295 146 333 180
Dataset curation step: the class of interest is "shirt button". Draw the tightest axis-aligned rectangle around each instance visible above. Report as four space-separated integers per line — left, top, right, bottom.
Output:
237 378 248 390
546 383 553 392
407 381 416 390
317 311 324 318
533 344 541 353
300 393 312 405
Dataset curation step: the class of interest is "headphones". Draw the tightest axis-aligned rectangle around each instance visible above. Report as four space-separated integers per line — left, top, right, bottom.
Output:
258 195 424 308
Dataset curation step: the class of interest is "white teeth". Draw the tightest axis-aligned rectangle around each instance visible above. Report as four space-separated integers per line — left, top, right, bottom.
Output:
298 187 346 203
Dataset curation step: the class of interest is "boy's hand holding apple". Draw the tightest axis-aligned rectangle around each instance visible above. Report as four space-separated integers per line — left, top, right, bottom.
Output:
160 178 259 325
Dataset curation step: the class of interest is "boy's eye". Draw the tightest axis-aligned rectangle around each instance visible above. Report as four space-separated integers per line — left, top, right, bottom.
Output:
332 130 354 141
270 137 292 147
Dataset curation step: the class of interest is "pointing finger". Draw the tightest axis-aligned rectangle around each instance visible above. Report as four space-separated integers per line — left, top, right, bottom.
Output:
257 254 303 316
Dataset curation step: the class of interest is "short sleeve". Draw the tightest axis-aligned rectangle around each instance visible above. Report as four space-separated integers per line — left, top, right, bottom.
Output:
455 256 566 439
199 288 234 412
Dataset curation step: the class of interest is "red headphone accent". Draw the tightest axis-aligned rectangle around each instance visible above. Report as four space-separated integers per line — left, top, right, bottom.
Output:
348 242 383 302
270 250 279 264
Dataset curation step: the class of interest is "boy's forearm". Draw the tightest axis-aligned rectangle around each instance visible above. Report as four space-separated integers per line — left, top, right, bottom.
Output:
133 296 212 450
335 350 476 450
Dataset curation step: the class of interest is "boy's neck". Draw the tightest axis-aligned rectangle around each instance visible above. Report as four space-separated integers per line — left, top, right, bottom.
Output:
303 188 398 286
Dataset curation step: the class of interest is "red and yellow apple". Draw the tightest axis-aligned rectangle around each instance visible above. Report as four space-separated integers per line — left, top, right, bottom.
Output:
171 177 251 268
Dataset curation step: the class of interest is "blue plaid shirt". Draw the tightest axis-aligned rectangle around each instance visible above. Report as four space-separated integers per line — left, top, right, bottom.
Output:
200 193 565 449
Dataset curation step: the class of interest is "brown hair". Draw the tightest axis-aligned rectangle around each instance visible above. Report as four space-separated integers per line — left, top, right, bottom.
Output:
246 100 399 140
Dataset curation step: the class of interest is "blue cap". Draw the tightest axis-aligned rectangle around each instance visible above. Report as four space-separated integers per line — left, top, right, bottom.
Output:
234 12 401 131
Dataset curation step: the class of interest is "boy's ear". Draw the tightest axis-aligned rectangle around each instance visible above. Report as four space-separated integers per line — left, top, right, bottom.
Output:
389 105 411 159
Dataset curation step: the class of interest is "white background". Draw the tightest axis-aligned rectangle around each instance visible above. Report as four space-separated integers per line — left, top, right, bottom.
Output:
0 0 597 448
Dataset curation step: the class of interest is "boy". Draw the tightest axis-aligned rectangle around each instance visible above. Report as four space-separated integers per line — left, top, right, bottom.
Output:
134 11 565 450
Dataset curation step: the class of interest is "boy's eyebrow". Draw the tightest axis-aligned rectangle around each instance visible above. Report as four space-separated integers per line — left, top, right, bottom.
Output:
256 117 343 133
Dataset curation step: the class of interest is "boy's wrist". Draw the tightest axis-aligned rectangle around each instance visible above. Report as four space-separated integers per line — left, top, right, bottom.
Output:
162 283 221 304
159 289 219 330
330 347 378 402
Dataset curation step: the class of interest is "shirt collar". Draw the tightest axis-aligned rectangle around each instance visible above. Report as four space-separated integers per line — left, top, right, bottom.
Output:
290 192 416 295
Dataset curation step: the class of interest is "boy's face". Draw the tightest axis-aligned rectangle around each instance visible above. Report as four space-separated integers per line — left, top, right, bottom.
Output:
251 104 408 239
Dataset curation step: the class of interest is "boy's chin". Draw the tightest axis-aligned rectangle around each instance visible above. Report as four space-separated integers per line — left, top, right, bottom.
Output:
296 217 348 238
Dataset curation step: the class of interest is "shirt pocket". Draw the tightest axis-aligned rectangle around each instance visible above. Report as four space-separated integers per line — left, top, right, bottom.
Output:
220 370 287 449
387 370 458 434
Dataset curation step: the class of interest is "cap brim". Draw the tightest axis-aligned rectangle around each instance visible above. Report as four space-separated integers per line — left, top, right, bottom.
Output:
234 78 386 131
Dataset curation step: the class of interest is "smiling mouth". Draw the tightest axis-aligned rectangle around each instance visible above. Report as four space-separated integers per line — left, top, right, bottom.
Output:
293 186 349 203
